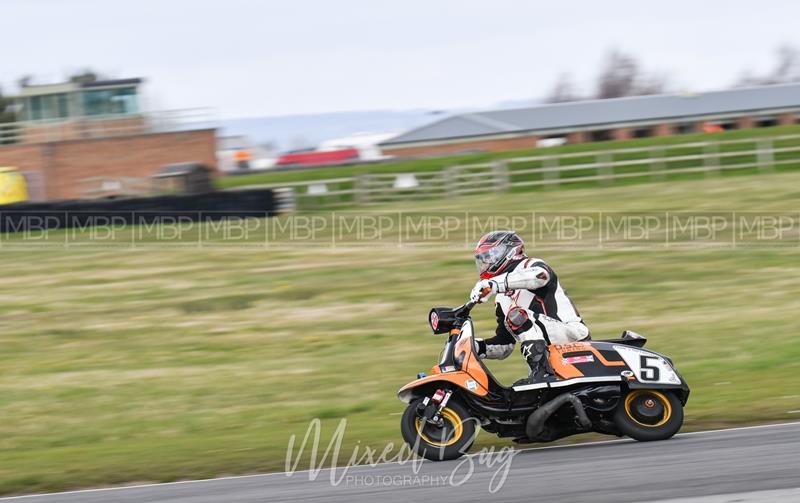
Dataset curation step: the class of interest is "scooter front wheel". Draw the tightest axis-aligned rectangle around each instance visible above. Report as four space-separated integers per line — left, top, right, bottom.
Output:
400 397 477 461
614 389 684 441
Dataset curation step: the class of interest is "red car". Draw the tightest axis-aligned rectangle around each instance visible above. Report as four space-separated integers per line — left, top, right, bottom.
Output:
274 148 360 167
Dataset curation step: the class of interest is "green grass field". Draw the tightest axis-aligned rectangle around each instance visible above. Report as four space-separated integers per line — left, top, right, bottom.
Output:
1 170 800 495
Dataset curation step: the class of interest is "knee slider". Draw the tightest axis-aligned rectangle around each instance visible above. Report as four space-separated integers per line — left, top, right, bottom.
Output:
505 307 534 336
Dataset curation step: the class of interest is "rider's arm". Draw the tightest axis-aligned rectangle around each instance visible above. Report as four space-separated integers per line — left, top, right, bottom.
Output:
495 260 554 293
475 304 516 360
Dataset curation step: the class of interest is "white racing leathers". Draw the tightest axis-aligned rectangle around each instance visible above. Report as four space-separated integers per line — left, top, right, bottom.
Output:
476 258 589 365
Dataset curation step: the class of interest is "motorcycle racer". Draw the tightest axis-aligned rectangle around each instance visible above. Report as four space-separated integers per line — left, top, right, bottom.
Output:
470 230 590 384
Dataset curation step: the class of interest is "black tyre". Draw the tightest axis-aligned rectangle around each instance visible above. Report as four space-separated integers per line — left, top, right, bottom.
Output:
614 389 684 441
400 397 477 461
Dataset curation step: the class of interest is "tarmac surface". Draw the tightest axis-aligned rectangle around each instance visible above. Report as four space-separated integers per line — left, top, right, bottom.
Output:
3 422 799 502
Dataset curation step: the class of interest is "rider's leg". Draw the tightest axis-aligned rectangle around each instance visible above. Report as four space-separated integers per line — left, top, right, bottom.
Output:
510 321 555 382
520 338 554 382
535 316 590 344
511 315 589 383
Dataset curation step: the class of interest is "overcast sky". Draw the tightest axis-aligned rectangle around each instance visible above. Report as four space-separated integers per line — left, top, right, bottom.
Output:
2 0 799 119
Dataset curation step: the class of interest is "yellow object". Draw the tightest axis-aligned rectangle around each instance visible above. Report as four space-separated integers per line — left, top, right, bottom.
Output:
624 390 673 428
0 167 29 205
414 407 464 447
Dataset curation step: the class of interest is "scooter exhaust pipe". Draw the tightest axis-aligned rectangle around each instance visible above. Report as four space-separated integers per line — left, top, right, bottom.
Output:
526 392 592 439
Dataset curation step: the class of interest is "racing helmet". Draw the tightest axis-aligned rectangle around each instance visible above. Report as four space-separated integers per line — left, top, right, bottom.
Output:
474 230 525 279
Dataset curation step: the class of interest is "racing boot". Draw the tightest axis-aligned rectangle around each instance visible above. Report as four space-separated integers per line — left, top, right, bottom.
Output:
515 340 557 386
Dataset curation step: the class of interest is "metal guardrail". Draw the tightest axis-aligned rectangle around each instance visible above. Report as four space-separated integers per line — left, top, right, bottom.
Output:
0 108 216 144
225 133 800 209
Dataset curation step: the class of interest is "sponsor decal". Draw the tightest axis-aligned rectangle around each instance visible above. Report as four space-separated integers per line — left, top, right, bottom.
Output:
621 370 635 378
554 342 592 352
440 365 455 373
562 354 594 365
465 379 478 390
430 311 439 330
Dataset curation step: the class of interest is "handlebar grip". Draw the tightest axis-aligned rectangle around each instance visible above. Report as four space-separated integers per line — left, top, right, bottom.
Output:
464 285 495 312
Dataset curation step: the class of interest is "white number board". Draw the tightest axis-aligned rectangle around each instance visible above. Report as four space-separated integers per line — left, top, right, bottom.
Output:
614 345 682 385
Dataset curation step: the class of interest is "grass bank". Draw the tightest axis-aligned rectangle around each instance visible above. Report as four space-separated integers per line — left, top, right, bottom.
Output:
1 172 799 494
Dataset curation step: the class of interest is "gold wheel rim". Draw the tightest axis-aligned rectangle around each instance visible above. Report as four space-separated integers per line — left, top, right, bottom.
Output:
624 390 672 428
414 407 464 447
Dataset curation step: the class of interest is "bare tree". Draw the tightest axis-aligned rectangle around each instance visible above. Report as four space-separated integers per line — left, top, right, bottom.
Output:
636 72 668 96
0 87 15 120
16 75 33 88
772 45 800 82
596 50 640 99
736 45 800 86
595 49 667 99
546 73 580 103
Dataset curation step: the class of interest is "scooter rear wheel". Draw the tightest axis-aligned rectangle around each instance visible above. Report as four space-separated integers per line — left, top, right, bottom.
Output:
401 397 476 461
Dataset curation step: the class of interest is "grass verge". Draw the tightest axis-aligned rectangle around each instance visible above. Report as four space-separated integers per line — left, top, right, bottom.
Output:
1 172 799 494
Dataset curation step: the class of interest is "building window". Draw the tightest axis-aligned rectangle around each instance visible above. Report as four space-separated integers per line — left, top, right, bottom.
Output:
57 94 69 118
29 96 43 120
81 87 139 116
633 127 653 138
589 129 612 142
756 117 777 128
27 93 70 121
675 123 695 134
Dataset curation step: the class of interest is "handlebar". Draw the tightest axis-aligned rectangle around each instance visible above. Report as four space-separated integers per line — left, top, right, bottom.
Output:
461 286 493 313
462 300 478 313
458 285 492 316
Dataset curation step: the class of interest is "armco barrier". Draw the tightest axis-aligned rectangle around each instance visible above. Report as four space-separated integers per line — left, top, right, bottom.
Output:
0 189 276 233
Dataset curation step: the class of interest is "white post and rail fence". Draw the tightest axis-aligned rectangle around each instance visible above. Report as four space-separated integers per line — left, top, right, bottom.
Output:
241 133 800 211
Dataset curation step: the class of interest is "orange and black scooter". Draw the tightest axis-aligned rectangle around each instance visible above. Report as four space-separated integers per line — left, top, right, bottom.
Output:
398 295 690 461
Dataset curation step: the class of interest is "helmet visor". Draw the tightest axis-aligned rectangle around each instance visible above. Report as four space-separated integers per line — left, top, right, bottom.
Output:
474 244 510 274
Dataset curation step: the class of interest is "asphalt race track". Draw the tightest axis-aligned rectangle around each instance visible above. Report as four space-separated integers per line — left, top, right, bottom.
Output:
3 422 800 503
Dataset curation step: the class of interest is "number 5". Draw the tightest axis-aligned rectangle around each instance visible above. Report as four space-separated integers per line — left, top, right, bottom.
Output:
640 355 661 381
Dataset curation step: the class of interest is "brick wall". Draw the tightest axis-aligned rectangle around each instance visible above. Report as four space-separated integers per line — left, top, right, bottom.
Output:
566 131 587 144
652 124 673 136
737 116 754 129
22 117 148 143
0 129 217 200
612 128 632 141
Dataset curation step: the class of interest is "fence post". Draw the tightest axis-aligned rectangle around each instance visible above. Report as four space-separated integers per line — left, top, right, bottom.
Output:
757 138 774 173
543 157 559 188
443 166 458 197
273 187 297 214
650 146 666 181
354 174 369 205
493 161 510 192
703 142 720 177
597 152 612 185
